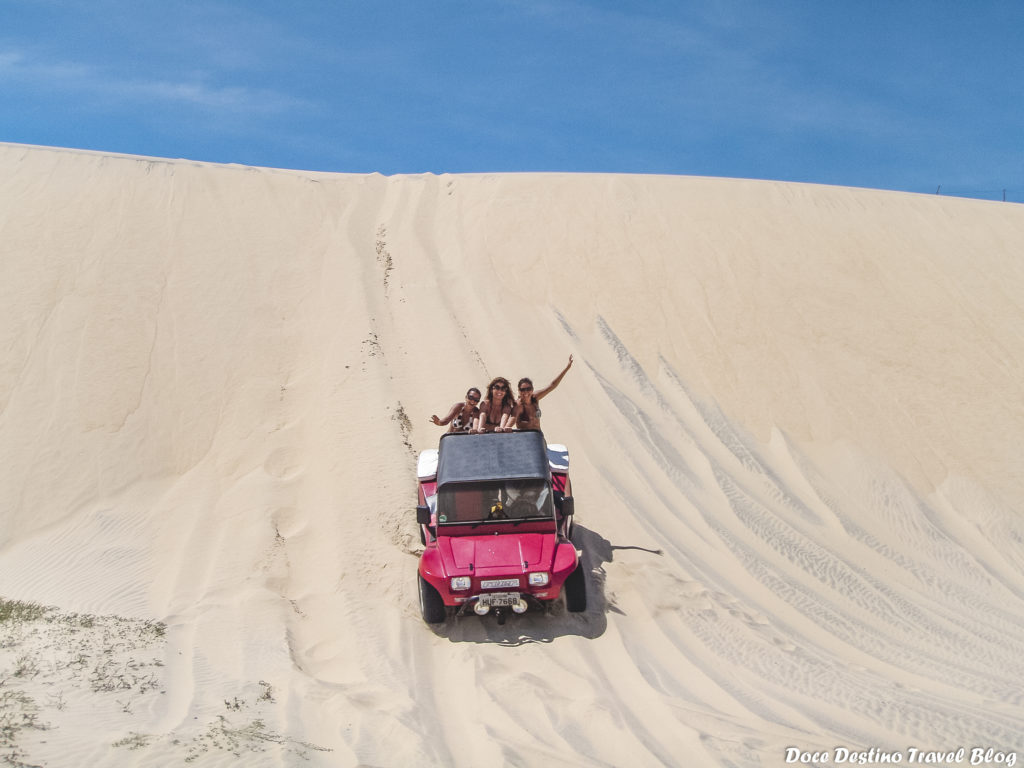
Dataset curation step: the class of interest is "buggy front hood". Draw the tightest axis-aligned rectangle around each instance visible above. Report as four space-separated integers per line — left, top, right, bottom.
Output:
439 533 555 573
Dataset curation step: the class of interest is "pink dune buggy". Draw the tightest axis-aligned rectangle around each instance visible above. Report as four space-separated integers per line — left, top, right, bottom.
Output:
415 430 587 624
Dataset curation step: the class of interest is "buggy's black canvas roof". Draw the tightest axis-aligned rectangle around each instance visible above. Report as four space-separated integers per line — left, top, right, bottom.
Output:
436 431 550 488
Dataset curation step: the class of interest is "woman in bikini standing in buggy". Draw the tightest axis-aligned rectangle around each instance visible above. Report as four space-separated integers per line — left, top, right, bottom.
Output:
430 387 481 433
512 355 573 431
474 377 516 432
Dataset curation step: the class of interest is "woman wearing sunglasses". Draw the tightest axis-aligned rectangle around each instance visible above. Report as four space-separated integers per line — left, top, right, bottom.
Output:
473 377 516 432
430 387 482 434
512 355 573 431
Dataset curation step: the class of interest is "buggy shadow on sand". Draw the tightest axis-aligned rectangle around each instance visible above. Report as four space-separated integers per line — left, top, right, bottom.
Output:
414 431 587 626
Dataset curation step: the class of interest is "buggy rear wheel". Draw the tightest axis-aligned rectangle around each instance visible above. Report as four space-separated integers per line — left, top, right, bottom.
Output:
418 574 446 624
564 561 587 613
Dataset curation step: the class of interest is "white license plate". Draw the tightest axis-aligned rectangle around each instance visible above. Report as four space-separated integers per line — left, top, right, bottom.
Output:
478 592 519 607
480 578 520 589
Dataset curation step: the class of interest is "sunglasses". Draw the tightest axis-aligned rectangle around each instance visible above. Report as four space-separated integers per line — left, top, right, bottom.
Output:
492 384 507 390
467 394 480 402
519 386 533 393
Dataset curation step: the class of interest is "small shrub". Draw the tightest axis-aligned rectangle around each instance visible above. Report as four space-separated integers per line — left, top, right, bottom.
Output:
0 600 47 625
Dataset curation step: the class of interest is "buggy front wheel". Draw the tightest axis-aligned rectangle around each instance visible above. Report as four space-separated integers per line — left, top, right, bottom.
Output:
418 574 447 624
564 561 587 613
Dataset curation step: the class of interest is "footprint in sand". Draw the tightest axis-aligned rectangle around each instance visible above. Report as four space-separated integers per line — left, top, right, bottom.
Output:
264 447 303 480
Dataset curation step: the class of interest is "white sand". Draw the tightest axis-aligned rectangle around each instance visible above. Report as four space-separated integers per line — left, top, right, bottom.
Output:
1 142 1022 767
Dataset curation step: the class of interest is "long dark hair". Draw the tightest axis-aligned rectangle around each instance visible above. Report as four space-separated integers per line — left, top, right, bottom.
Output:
485 377 515 410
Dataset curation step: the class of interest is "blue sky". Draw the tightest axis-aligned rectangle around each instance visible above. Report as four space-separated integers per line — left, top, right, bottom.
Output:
2 0 1022 199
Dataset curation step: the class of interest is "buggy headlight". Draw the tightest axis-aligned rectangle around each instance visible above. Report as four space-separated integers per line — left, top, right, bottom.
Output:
528 572 550 586
451 576 472 591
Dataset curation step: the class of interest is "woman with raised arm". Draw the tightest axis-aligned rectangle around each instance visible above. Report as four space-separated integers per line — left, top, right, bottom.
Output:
474 377 516 432
429 388 481 434
512 354 573 431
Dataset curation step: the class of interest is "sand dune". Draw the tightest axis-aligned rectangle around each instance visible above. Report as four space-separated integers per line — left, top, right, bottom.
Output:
1 142 1022 767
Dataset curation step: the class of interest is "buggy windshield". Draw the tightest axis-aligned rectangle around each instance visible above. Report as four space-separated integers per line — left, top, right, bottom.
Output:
437 479 553 525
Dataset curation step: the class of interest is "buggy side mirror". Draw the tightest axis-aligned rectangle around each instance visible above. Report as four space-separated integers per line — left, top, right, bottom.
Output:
561 496 574 517
416 505 436 540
